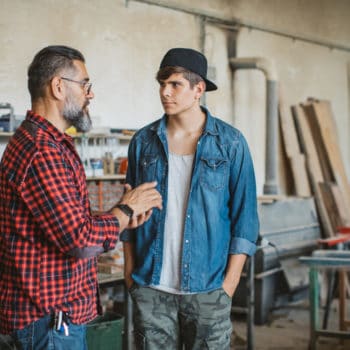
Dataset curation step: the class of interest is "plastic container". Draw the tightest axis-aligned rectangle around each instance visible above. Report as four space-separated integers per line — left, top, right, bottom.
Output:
86 312 124 350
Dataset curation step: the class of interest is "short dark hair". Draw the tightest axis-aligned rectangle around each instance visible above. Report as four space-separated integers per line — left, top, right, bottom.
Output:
28 45 85 101
156 66 204 89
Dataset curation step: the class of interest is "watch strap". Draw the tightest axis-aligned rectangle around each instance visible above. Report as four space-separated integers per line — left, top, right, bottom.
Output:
115 204 134 218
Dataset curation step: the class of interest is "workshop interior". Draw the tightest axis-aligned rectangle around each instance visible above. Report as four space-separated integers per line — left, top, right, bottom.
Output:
1 1 350 350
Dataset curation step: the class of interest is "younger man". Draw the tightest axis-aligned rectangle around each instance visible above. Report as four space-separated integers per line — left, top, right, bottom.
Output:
123 48 259 349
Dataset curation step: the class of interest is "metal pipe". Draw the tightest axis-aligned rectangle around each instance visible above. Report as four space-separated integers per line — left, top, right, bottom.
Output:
247 255 255 350
199 16 207 106
230 57 279 194
265 79 279 194
230 57 278 80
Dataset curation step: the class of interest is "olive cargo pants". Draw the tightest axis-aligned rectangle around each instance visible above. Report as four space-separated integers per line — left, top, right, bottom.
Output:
129 285 232 349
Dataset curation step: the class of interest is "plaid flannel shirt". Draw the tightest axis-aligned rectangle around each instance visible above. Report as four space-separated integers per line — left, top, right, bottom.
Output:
0 111 120 334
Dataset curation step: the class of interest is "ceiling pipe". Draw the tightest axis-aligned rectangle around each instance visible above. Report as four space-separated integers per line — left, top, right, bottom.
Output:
229 57 279 195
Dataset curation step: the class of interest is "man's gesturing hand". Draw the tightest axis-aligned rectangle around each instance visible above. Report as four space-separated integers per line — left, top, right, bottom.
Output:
111 181 162 231
121 182 162 216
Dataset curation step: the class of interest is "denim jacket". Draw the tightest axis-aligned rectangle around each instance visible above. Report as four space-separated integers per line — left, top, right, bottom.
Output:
121 107 259 293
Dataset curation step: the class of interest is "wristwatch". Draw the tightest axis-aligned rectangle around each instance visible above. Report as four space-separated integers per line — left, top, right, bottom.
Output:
115 204 134 218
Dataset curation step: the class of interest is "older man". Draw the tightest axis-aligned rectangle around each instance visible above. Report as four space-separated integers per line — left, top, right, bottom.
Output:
0 45 162 350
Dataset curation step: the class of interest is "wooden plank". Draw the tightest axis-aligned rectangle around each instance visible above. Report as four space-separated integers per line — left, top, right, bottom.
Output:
292 106 324 183
318 182 348 232
302 102 333 182
279 86 311 196
292 104 333 237
339 270 348 331
308 100 350 217
329 184 350 227
289 153 311 197
279 86 300 157
292 105 324 182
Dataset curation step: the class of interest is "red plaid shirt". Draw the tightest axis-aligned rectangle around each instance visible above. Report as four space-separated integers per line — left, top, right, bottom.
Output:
0 111 120 334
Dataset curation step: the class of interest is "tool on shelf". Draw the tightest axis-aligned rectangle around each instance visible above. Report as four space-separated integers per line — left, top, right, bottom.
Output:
0 103 15 132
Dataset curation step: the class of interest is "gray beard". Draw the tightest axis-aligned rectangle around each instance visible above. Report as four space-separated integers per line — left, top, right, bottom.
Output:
63 97 92 133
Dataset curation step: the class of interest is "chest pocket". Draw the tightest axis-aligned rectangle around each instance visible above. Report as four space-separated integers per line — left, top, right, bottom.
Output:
200 157 228 190
140 154 158 182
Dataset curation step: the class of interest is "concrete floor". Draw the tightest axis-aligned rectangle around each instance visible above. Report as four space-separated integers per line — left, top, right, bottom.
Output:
231 299 350 350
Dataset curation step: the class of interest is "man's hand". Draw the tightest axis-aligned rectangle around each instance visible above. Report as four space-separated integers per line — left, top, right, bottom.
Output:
111 181 162 231
127 209 153 229
222 254 247 298
121 182 162 216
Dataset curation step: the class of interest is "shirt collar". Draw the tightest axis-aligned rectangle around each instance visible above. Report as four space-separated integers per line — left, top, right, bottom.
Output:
153 106 219 137
26 110 71 142
201 106 219 136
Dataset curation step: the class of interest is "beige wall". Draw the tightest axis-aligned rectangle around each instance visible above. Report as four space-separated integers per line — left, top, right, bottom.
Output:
0 0 202 128
1 0 349 194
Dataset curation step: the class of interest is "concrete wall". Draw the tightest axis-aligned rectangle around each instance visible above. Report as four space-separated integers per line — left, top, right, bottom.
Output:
1 0 349 194
234 28 350 193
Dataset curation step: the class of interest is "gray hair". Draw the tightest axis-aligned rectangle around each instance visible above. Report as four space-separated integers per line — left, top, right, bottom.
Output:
28 45 85 101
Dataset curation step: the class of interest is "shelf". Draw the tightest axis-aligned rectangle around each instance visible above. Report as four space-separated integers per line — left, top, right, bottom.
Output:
117 134 133 141
98 271 124 284
87 174 126 181
72 133 133 141
0 131 14 136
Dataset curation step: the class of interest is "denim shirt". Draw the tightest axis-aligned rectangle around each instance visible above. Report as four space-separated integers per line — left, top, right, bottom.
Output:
121 107 259 293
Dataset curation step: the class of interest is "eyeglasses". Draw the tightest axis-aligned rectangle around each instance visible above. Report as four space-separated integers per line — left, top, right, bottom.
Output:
61 77 92 95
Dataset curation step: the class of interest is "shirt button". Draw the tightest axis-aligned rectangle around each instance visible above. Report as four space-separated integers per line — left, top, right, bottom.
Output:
185 240 189 243
184 264 188 268
187 215 190 219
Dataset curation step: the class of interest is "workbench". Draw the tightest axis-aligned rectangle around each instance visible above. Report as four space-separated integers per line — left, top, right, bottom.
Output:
300 250 350 350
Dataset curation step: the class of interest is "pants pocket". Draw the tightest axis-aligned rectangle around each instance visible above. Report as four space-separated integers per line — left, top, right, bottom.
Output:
128 282 139 294
221 287 233 300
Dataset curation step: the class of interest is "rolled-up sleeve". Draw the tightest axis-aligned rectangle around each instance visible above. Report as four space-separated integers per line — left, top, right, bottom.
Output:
228 133 259 256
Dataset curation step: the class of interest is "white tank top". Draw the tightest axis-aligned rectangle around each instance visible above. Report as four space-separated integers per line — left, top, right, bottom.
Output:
155 152 194 294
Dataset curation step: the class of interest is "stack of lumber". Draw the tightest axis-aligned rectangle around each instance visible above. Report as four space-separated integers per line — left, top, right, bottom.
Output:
279 97 350 237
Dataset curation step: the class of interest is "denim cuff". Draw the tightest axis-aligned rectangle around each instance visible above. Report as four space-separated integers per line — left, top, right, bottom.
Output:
229 236 257 256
